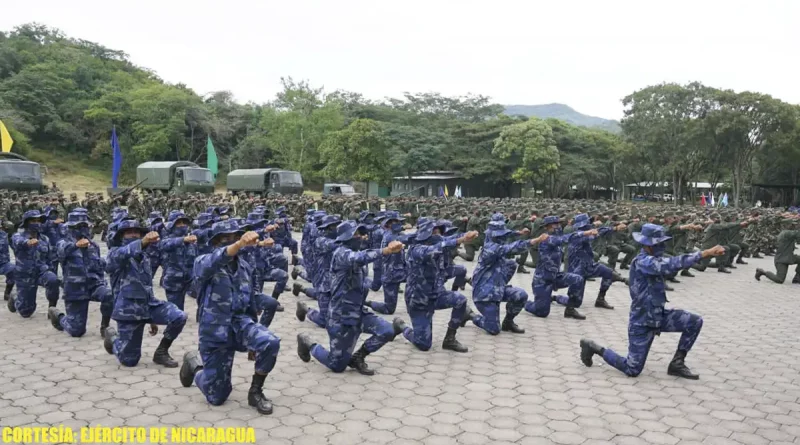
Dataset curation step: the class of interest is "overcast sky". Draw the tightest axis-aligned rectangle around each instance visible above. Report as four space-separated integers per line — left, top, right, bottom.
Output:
2 0 797 120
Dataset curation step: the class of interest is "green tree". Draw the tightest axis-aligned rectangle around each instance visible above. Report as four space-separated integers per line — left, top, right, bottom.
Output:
493 117 559 189
320 118 391 184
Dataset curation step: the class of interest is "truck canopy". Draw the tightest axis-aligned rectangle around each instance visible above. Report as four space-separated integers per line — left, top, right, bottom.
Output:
137 161 199 190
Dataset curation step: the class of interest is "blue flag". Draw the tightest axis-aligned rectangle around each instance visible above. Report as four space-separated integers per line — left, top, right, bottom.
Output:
111 127 122 188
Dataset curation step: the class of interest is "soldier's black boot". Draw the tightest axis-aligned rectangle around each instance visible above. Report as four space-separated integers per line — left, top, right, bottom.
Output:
179 351 203 387
564 307 586 320
620 261 630 270
664 284 675 291
100 315 110 339
248 374 273 415
296 301 308 322
611 271 629 286
442 327 468 353
594 291 614 310
3 283 13 301
274 298 284 312
103 327 118 354
754 268 764 281
297 333 315 362
753 252 764 259
292 283 304 297
348 346 375 376
517 264 530 274
48 307 64 331
680 269 695 278
667 350 699 380
586 277 596 282
792 275 800 285
465 276 473 287
717 267 731 274
392 317 408 337
6 293 15 313
736 256 748 265
579 339 605 367
291 255 301 266
501 316 525 334
668 276 681 284
153 338 179 368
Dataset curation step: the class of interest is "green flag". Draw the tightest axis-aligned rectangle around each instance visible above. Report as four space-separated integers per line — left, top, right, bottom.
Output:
206 136 218 179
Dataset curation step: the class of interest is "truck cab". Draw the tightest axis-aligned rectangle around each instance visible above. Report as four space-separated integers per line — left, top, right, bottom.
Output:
227 168 304 195
0 153 43 192
323 183 358 196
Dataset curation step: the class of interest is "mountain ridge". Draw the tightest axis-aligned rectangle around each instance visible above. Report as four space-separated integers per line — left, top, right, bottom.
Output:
504 103 621 133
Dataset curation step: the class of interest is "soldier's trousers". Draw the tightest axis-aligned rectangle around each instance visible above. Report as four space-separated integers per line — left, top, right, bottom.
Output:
14 271 59 318
526 273 584 317
516 250 528 267
307 291 331 329
370 281 400 315
763 256 800 283
458 244 478 262
0 262 14 287
602 309 703 377
60 286 112 337
148 257 161 278
310 313 395 373
195 316 281 405
112 302 187 367
271 253 289 273
574 262 614 296
736 242 749 261
725 244 741 266
370 258 383 291
256 268 288 296
402 291 466 351
472 286 527 335
446 264 467 290
256 293 279 328
280 238 298 255
693 246 733 271
165 280 192 311
606 244 636 269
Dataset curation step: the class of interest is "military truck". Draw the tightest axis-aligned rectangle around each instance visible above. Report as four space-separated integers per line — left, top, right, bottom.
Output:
0 152 44 192
136 161 214 194
226 168 304 195
323 183 358 196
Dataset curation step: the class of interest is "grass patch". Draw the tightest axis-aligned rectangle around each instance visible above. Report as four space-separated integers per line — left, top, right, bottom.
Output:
28 149 113 195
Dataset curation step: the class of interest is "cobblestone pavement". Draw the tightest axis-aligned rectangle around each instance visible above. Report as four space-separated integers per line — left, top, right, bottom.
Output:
2 234 800 445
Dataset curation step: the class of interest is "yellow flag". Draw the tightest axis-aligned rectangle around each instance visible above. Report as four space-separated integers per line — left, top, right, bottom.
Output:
444 184 449 197
0 120 13 153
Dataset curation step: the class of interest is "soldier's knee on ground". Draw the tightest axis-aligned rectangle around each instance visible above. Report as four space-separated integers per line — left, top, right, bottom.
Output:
119 354 142 367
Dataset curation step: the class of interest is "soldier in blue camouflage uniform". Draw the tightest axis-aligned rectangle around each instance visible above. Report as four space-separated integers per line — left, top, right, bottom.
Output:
145 211 165 276
1 216 14 302
580 224 725 380
192 213 215 255
105 207 131 249
273 206 299 258
158 211 198 311
368 212 386 292
42 206 65 274
297 221 405 375
366 212 413 315
296 215 341 328
566 213 629 319
244 212 288 312
7 210 60 318
392 220 477 353
440 220 469 292
525 216 590 318
49 209 112 337
294 210 327 283
103 220 187 368
468 221 547 335
180 223 281 415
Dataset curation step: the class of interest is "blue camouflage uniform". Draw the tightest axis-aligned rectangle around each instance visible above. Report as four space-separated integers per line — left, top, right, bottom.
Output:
440 221 468 291
273 206 298 255
567 214 616 299
145 212 165 276
526 216 585 317
581 224 706 379
192 213 216 256
106 221 187 367
11 211 60 317
303 216 341 328
368 212 412 315
192 221 281 405
105 208 130 248
307 221 395 373
401 220 468 351
368 213 385 292
42 206 64 274
158 211 198 311
1 225 15 297
470 221 529 335
55 211 113 336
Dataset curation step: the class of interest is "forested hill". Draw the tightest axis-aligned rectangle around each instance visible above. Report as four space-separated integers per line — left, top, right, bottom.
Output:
504 104 621 133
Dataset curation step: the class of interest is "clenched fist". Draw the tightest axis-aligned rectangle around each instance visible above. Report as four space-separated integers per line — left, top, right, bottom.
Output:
142 231 160 247
519 228 531 236
239 231 260 247
76 239 90 248
385 240 404 254
464 231 479 241
27 239 39 247
264 224 278 232
532 233 549 244
183 235 197 244
258 238 275 248
702 245 726 258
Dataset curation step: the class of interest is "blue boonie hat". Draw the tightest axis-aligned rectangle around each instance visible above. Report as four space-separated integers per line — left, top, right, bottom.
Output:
193 213 214 228
335 221 367 243
491 213 505 222
65 211 92 227
383 211 405 223
486 221 512 239
146 211 164 226
317 215 341 229
113 219 148 241
246 212 267 227
572 213 592 230
276 206 287 216
543 215 561 225
19 210 44 228
414 220 436 242
416 217 430 227
208 220 245 246
165 210 191 231
43 206 59 217
633 223 672 246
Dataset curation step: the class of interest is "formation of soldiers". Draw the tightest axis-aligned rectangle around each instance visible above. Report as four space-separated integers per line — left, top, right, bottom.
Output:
1 186 800 415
